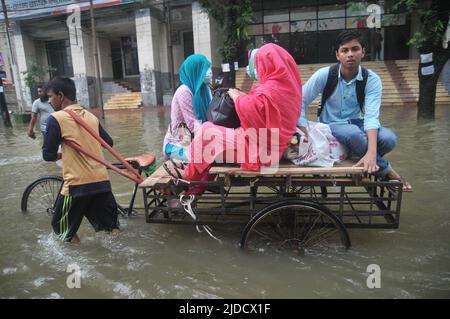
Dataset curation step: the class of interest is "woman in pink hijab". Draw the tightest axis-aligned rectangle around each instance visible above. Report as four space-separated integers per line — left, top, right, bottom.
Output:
183 43 302 185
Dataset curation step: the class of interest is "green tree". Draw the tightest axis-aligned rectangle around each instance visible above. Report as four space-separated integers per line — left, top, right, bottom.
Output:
394 0 450 119
22 62 55 94
198 0 253 87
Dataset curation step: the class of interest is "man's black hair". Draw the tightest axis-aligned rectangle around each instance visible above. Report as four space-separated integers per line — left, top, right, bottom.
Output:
334 30 365 52
47 77 76 101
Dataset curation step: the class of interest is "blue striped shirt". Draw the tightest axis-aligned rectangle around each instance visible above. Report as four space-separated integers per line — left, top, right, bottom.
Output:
298 65 382 131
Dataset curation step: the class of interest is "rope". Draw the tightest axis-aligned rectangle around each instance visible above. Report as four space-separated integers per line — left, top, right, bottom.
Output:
179 195 222 244
63 109 144 184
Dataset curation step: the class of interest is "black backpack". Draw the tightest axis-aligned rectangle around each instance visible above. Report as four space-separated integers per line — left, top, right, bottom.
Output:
318 63 369 117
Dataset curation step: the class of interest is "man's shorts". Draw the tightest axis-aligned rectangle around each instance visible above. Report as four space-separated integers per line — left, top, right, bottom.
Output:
51 191 119 242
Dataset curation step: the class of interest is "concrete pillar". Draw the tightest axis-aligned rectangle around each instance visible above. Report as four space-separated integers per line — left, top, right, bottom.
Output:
135 8 162 106
192 1 222 69
11 23 34 111
68 22 95 108
98 37 113 81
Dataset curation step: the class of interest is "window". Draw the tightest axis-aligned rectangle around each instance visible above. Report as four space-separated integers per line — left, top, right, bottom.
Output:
263 0 290 10
264 9 289 23
46 40 73 78
318 4 345 19
291 7 317 21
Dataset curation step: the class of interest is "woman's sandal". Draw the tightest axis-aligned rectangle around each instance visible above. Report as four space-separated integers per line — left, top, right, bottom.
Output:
163 162 183 179
170 158 187 170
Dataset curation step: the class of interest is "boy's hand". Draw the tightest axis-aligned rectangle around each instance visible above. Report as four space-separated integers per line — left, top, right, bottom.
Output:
354 152 379 174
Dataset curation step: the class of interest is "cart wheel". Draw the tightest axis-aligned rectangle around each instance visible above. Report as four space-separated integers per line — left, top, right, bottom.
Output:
240 200 350 255
21 175 63 216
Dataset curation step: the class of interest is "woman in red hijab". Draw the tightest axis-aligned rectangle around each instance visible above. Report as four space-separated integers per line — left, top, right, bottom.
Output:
184 43 302 184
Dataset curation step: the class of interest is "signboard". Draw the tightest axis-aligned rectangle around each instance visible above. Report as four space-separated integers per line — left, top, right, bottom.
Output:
291 20 317 32
0 0 135 21
318 18 345 31
0 71 6 79
263 22 290 34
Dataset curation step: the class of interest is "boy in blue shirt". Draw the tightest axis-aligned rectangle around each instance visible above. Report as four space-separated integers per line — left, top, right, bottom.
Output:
298 30 411 191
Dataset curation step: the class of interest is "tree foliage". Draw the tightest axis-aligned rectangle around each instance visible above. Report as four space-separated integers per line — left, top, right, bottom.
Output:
198 0 253 62
393 0 450 118
394 0 448 52
22 62 55 90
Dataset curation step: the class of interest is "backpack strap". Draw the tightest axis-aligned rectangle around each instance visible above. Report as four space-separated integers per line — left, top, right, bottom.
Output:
319 64 339 117
356 67 368 114
318 64 369 117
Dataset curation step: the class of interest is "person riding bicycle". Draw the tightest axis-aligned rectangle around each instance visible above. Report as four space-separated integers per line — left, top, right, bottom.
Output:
42 77 120 243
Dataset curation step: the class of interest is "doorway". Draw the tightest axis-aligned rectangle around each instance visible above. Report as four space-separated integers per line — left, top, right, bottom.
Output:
183 31 194 59
111 40 123 80
384 26 410 60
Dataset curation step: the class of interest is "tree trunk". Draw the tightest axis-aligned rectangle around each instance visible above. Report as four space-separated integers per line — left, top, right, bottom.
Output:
417 75 438 119
417 47 450 119
222 61 236 88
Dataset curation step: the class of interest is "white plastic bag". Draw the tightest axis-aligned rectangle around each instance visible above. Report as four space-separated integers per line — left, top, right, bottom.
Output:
288 121 348 167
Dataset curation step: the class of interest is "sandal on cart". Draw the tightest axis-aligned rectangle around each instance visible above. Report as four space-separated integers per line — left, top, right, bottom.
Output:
397 176 413 192
383 175 413 193
163 162 184 179
170 158 186 170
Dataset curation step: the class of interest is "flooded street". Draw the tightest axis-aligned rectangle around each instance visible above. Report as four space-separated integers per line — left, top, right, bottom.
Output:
0 105 449 299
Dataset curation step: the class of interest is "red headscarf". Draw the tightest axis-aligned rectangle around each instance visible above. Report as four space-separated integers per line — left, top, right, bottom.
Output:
235 43 302 170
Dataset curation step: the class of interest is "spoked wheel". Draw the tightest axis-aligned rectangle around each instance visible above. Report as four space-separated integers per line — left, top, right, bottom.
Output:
21 176 63 216
240 200 351 255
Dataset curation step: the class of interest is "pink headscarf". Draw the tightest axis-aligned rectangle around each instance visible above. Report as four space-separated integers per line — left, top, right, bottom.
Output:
235 43 302 170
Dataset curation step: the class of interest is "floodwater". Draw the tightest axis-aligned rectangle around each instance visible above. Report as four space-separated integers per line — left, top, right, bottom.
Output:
0 105 449 299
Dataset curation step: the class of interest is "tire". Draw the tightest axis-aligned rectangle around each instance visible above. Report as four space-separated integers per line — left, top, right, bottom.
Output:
240 199 351 255
21 175 63 216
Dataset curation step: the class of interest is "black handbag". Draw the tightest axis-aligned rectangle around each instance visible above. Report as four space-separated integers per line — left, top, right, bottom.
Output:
207 88 241 129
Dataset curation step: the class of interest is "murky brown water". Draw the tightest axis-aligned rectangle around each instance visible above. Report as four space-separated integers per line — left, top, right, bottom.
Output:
1 105 449 298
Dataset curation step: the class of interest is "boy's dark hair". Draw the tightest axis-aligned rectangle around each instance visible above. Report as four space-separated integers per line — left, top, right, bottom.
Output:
47 77 76 101
334 30 365 52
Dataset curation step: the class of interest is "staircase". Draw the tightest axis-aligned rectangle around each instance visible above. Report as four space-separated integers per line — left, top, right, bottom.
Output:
116 80 140 92
235 59 450 107
104 92 142 110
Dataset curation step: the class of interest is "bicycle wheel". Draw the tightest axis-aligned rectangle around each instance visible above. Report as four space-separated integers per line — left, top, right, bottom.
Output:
240 200 350 255
21 176 63 216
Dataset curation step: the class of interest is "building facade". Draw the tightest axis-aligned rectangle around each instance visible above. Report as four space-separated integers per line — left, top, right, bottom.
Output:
0 0 416 111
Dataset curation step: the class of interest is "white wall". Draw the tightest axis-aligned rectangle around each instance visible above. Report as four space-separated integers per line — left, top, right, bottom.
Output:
12 23 34 109
135 8 162 106
158 24 169 74
192 1 222 68
172 32 186 74
98 37 113 80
